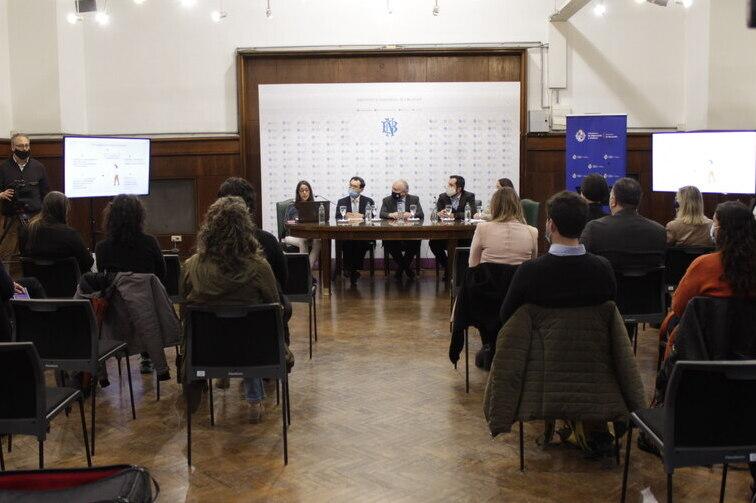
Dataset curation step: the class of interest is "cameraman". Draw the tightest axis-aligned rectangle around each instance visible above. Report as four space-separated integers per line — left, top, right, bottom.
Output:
0 133 50 271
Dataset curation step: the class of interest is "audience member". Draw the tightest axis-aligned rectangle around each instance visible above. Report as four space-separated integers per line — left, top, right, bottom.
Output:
0 266 26 341
95 194 166 375
499 191 616 326
580 173 610 222
282 180 321 269
336 176 375 285
659 200 756 356
380 179 424 281
665 185 713 247
581 177 666 270
181 196 280 423
430 175 476 275
469 187 537 267
19 191 93 273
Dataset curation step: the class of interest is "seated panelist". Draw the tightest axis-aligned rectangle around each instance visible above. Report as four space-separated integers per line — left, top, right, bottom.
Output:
430 175 476 275
379 179 424 281
336 176 375 285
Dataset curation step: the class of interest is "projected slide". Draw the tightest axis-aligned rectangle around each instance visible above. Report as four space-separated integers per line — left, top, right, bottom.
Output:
653 132 756 194
64 137 151 198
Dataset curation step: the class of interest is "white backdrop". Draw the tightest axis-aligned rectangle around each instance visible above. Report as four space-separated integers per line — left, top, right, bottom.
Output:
259 82 520 257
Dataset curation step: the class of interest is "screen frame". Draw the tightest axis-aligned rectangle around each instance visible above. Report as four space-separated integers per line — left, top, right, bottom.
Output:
63 135 152 199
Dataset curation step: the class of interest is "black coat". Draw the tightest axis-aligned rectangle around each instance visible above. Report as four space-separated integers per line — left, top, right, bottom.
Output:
336 195 375 215
20 223 94 273
436 190 477 220
379 194 424 220
0 157 50 215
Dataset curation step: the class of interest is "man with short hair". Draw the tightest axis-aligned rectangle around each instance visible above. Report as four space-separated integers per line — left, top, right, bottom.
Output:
580 177 666 270
380 179 424 280
499 190 616 326
430 175 476 275
0 134 50 270
336 176 375 285
580 173 610 222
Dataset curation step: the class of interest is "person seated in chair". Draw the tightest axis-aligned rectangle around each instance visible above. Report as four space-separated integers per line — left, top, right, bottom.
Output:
336 176 374 285
181 196 284 424
282 180 321 269
19 191 93 274
580 173 609 223
665 185 713 247
380 179 424 281
430 175 476 276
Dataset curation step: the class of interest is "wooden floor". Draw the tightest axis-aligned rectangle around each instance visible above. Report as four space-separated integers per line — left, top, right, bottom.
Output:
2 273 752 502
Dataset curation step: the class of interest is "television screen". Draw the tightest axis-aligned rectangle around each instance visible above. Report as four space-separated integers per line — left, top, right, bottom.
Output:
652 131 756 194
64 136 151 198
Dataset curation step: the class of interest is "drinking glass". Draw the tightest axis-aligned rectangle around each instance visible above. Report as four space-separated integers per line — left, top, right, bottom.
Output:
476 204 483 216
339 205 347 221
444 204 452 218
409 204 417 219
373 206 379 220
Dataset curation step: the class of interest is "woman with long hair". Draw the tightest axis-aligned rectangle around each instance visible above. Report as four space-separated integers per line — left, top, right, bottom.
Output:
182 196 280 423
20 191 93 273
282 180 321 268
468 187 537 267
665 185 713 247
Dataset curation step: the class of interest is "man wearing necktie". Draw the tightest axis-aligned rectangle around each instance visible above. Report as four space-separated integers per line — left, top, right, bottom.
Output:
336 176 374 285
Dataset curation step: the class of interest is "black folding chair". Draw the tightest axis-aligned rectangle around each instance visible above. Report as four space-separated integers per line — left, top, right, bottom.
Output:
0 342 91 470
664 247 713 291
10 299 135 456
283 253 317 359
184 303 290 466
162 254 182 303
620 360 756 503
20 257 81 298
614 266 667 354
448 247 471 392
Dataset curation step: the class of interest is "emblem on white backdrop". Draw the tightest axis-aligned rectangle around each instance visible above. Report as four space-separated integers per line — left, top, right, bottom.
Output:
575 129 586 142
381 118 398 137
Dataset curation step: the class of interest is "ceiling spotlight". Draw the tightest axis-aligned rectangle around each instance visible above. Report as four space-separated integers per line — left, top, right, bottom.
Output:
211 10 227 22
66 12 82 24
180 0 197 7
593 1 607 16
432 0 439 16
95 11 110 25
134 0 146 4
634 0 645 3
265 0 272 18
679 0 693 7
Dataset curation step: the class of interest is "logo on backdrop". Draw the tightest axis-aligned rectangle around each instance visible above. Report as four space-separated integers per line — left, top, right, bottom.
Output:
575 129 586 143
382 118 398 137
565 115 627 192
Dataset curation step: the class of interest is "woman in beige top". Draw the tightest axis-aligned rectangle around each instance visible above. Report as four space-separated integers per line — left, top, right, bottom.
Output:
469 187 538 267
665 185 713 247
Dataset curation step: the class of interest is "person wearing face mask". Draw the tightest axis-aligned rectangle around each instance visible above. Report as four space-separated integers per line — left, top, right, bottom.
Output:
335 176 375 285
0 133 50 273
430 175 476 276
379 179 424 280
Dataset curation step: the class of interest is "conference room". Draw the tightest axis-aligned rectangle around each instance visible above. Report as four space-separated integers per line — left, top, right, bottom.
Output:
0 0 755 501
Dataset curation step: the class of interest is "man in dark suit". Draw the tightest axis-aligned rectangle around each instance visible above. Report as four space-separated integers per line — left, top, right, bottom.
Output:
380 179 424 281
429 175 476 276
336 176 375 285
581 177 666 271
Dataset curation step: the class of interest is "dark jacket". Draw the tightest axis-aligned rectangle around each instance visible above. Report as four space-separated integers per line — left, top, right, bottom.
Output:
587 203 608 222
95 233 166 283
336 195 375 216
0 157 49 216
581 208 666 270
483 302 646 436
379 194 424 220
654 296 756 404
20 223 94 273
254 228 287 289
436 190 477 220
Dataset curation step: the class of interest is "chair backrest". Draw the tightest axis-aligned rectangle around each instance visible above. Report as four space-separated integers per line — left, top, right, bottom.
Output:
664 360 756 470
282 253 312 301
452 247 471 293
520 199 539 227
664 247 714 289
0 342 46 435
20 256 81 298
10 299 98 372
614 266 667 323
162 254 181 301
276 199 294 240
184 303 286 382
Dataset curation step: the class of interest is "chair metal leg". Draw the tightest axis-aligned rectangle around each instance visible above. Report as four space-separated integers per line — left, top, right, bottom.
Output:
519 421 525 472
125 352 136 420
0 437 4 471
615 430 620 466
285 378 291 426
282 378 288 465
464 329 469 394
156 375 161 402
632 324 638 355
719 463 728 503
620 426 633 503
666 472 673 503
117 356 122 377
308 302 313 360
208 379 215 426
276 379 280 405
186 387 192 466
90 381 96 456
313 295 318 342
7 434 10 452
78 396 92 467
38 439 44 469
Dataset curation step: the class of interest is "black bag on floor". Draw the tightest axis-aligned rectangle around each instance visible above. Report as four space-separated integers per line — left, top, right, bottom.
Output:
0 464 158 503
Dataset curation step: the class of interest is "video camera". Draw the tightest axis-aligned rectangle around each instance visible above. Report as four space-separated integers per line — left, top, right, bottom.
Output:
3 178 40 218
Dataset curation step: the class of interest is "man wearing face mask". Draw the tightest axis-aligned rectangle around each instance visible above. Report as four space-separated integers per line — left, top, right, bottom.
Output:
0 133 50 270
430 175 476 277
336 176 375 285
380 179 424 280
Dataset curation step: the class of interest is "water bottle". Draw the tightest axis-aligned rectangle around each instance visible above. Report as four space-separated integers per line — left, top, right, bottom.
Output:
318 203 326 224
364 203 372 223
464 203 471 223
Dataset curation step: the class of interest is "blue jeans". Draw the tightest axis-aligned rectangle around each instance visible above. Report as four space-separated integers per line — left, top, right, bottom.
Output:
244 378 265 403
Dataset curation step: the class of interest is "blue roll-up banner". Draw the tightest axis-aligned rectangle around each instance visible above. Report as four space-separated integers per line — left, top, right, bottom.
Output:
565 114 627 193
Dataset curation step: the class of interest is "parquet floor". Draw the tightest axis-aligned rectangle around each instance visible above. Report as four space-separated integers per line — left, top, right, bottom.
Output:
2 274 752 502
